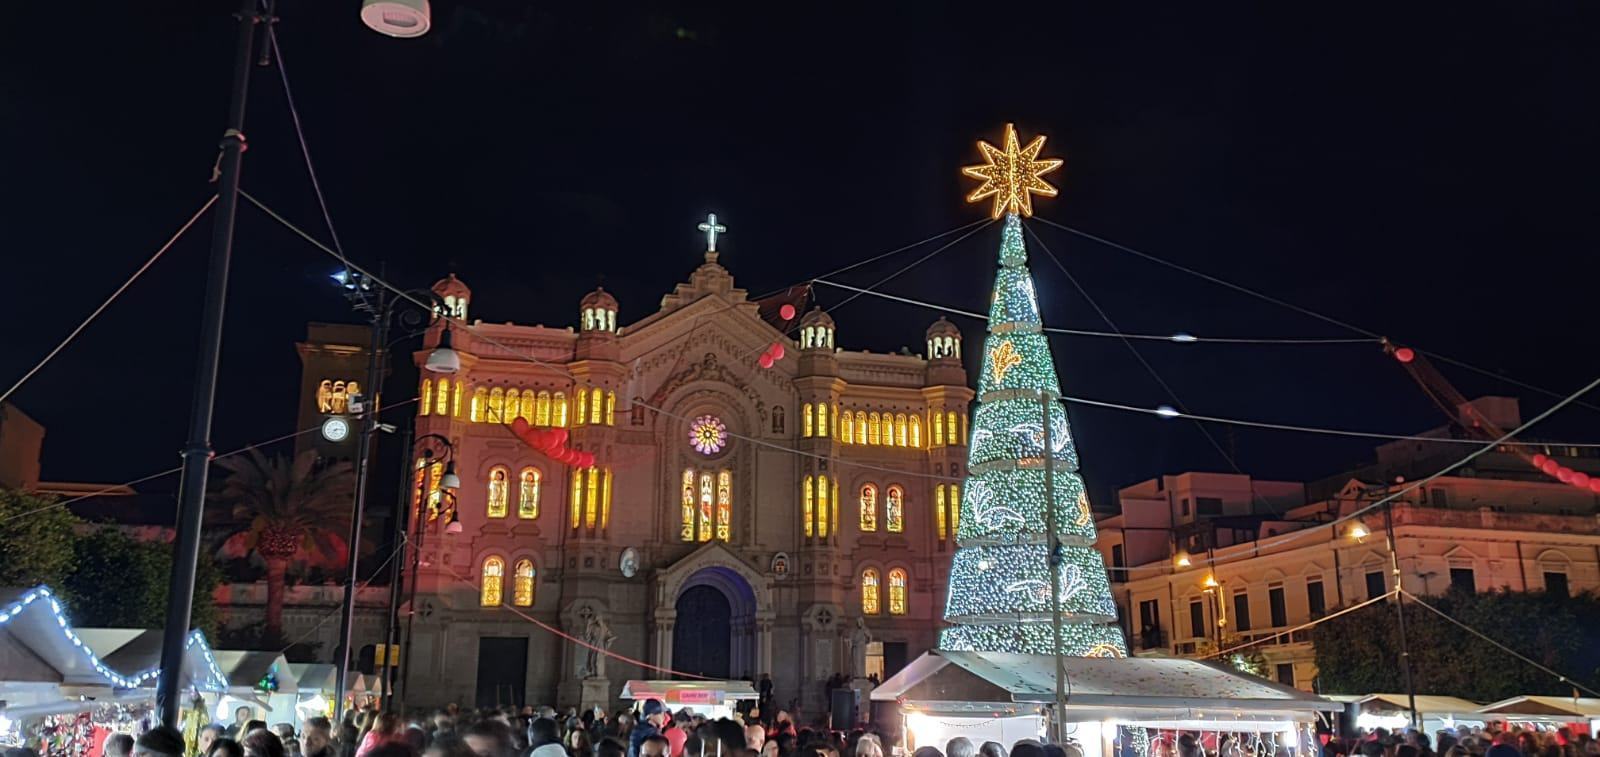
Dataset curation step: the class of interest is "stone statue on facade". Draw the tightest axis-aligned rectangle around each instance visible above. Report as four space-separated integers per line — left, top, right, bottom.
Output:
581 612 616 679
848 617 872 677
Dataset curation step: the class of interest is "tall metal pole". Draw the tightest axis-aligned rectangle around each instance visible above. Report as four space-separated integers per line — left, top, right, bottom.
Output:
381 422 413 713
155 0 258 727
335 289 390 720
1040 389 1065 744
1383 500 1420 730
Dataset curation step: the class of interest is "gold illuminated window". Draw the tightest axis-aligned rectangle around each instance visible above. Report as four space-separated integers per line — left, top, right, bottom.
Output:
420 379 432 416
698 473 714 542
888 568 907 615
585 467 600 528
522 389 536 422
452 381 464 417
802 404 814 437
575 388 589 426
886 485 904 533
480 557 504 607
536 391 552 426
947 411 959 445
803 475 814 538
859 484 878 532
487 466 509 518
932 412 944 446
680 469 695 541
489 388 505 423
570 472 583 528
504 388 520 421
590 389 604 425
862 568 881 615
716 470 731 541
553 392 568 427
602 468 613 530
868 413 881 445
951 484 961 529
817 475 830 537
517 468 540 519
909 416 922 448
936 485 948 540
435 379 451 416
680 468 731 542
471 387 487 422
512 559 535 607
841 411 854 444
896 413 908 447
605 392 616 426
856 414 867 445
817 403 829 438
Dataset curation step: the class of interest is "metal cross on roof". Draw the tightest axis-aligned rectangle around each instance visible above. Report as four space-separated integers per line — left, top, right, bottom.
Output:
698 213 727 252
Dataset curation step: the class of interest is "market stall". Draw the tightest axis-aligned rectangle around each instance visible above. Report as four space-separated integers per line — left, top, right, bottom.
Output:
1350 694 1485 735
0 586 228 753
620 680 758 720
872 650 1340 757
287 664 337 723
211 651 300 730
1476 696 1600 734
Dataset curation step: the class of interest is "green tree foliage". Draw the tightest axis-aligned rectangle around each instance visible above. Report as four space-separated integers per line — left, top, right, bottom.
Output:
1312 590 1600 701
62 527 219 636
0 488 80 587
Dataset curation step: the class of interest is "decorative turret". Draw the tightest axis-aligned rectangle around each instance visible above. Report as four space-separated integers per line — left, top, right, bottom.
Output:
799 308 835 352
432 274 471 320
924 317 965 387
579 287 619 334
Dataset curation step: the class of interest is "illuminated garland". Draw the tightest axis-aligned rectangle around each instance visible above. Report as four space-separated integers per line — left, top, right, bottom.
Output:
0 586 227 692
938 213 1128 658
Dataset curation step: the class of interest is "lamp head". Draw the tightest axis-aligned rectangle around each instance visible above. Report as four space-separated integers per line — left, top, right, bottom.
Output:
425 326 461 374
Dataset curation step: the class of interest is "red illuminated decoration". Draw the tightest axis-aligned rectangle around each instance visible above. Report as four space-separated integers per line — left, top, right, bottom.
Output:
510 418 594 468
769 342 785 360
780 304 796 321
758 354 774 369
1393 347 1415 363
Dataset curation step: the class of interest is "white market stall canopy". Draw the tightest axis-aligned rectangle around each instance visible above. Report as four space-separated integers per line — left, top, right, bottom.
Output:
0 585 227 698
288 663 337 694
873 651 1340 723
213 650 299 695
1360 694 1483 717
1476 696 1600 721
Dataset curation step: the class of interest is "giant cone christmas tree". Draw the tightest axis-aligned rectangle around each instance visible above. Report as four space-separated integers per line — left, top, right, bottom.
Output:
938 125 1128 658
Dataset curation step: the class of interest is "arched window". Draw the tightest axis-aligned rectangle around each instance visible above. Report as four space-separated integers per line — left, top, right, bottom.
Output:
489 388 506 423
951 483 961 529
570 471 583 529
435 379 451 416
772 406 785 434
817 475 830 537
681 470 696 542
909 416 922 448
856 414 867 445
585 467 601 528
802 404 814 437
803 475 814 538
716 470 732 541
553 392 568 427
932 412 944 446
868 413 881 445
471 387 488 422
536 391 552 426
841 411 854 444
591 390 604 425
888 569 908 615
698 472 714 542
602 468 613 530
453 381 465 417
522 390 537 421
505 388 521 422
936 485 948 540
420 379 432 416
480 557 504 607
962 413 969 443
606 391 616 426
575 388 589 426
817 403 829 438
896 413 908 446
513 560 535 607
946 411 959 444
886 485 904 533
859 484 878 532
832 478 840 537
487 466 509 518
518 468 541 519
862 569 881 615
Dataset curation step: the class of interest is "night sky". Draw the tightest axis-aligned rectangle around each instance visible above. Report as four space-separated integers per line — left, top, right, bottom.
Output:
4 2 1598 508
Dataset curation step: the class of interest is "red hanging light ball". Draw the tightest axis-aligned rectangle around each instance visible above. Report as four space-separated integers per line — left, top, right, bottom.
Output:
758 353 775 369
549 428 569 446
511 417 531 436
1572 472 1591 488
1590 479 1600 494
780 304 797 321
1393 347 1415 364
1532 454 1548 467
1558 468 1575 484
769 342 785 360
1541 459 1561 476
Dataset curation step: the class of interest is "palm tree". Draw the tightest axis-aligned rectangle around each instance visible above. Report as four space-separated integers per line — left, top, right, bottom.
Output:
215 450 355 640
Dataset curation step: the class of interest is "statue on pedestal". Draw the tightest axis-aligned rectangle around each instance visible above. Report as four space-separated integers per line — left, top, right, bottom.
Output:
848 617 872 678
580 610 616 679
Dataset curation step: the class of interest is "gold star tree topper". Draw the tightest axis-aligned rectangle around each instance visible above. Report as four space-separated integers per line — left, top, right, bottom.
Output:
961 123 1063 219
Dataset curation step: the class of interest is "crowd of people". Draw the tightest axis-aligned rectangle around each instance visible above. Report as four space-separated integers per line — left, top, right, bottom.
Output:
1323 727 1600 757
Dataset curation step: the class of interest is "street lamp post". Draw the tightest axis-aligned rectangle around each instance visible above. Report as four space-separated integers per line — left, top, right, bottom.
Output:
396 435 458 712
331 274 458 721
156 0 262 727
1382 500 1420 730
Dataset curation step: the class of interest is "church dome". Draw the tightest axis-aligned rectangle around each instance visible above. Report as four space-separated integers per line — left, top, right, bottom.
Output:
800 307 834 330
579 287 618 333
432 274 470 320
926 317 961 361
925 317 959 340
579 287 618 312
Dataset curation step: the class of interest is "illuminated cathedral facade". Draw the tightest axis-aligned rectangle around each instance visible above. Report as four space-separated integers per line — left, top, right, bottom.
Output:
396 239 973 711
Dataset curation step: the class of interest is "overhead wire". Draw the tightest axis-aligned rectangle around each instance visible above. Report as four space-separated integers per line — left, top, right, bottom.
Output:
1029 214 1600 414
1023 222 1276 512
242 190 969 483
0 196 217 407
1200 589 1396 659
1399 588 1600 698
810 279 1380 345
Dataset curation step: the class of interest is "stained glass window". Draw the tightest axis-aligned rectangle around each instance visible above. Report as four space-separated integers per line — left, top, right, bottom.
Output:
553 392 568 427
803 404 814 437
869 413 881 445
517 468 540 519
601 468 613 530
817 403 829 438
698 473 714 542
803 475 814 538
689 415 728 455
452 381 464 417
590 390 604 425
818 475 830 537
856 414 867 445
570 472 582 529
909 416 922 448
513 560 535 606
862 569 881 615
471 387 487 422
888 569 907 615
420 379 432 416
606 392 616 426
859 484 878 532
716 470 731 541
886 485 904 533
536 391 551 426
575 389 588 426
936 485 948 540
487 467 508 518
481 557 504 607
435 379 451 416
896 413 908 446
585 467 600 528
947 411 959 445
680 469 695 542
841 411 854 444
951 483 961 529
933 412 944 446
